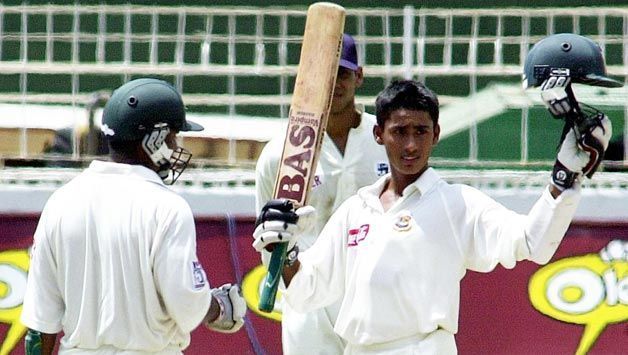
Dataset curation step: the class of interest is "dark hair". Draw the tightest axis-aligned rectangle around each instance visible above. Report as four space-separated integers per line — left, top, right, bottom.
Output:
375 80 439 126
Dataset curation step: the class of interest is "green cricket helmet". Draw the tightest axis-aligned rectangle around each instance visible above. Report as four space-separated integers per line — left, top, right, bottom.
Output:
523 33 623 89
101 78 203 184
101 78 203 141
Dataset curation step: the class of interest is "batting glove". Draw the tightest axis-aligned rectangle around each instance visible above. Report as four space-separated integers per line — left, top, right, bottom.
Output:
540 72 573 117
552 114 612 190
205 283 246 333
252 199 316 253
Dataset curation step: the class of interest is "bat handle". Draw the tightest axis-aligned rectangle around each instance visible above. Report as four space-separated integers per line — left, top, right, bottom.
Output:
258 242 289 312
565 84 584 123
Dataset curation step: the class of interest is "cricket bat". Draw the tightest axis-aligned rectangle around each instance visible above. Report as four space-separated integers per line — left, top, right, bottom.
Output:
258 2 346 313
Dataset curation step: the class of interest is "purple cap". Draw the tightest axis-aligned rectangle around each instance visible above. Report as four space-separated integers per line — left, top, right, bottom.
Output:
339 33 359 71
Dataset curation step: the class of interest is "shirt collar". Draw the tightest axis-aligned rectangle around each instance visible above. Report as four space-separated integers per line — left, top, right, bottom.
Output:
354 104 367 131
360 174 389 199
87 160 165 186
405 167 441 196
358 167 441 206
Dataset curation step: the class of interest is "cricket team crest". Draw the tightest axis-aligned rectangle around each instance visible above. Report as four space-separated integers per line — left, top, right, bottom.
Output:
393 210 413 232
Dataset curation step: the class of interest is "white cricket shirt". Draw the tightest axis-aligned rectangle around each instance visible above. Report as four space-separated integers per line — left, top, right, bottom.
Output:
285 168 580 348
21 160 211 354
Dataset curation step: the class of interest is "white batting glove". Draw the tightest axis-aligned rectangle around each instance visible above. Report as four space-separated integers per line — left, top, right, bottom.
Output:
552 114 612 190
556 129 591 171
540 74 573 117
577 113 612 177
252 200 315 253
205 283 246 333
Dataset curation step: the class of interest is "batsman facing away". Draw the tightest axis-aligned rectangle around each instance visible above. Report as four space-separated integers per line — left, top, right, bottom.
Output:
253 33 619 354
21 78 246 355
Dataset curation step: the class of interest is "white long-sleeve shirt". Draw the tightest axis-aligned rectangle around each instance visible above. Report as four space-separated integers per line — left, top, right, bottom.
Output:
21 161 211 354
285 168 580 347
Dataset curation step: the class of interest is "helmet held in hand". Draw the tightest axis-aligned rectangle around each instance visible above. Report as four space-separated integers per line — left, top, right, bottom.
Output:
523 33 622 89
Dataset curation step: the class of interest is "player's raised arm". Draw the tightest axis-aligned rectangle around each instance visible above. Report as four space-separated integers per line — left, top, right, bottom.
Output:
541 74 612 198
523 33 620 198
521 33 618 263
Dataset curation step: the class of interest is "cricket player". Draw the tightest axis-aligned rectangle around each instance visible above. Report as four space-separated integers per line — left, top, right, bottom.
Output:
255 33 388 354
21 78 246 355
252 77 612 354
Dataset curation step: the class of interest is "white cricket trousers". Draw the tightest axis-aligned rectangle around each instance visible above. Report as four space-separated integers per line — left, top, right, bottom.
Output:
344 329 457 355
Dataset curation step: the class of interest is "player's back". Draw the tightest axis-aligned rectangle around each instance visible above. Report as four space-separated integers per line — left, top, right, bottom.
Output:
41 160 197 354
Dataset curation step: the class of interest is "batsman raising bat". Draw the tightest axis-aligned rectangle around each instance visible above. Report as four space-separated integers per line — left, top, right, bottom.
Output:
255 3 387 355
252 33 619 353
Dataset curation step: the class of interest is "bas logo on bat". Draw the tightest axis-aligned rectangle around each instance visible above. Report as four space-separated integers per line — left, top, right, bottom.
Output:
276 109 322 202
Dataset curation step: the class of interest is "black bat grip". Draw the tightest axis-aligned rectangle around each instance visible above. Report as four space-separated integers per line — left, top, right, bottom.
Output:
564 85 583 126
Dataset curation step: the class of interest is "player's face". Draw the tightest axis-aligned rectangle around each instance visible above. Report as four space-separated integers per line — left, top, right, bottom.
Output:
330 67 363 114
164 130 186 169
164 130 180 151
374 109 439 181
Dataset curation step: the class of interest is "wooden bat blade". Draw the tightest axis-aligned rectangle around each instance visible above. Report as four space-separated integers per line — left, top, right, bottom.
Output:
258 2 345 313
273 2 346 207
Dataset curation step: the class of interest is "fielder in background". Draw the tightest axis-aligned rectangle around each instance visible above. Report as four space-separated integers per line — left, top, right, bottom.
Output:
253 36 616 352
21 78 246 355
255 33 388 354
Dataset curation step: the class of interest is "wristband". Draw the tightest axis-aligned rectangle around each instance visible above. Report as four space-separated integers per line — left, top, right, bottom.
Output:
551 160 579 190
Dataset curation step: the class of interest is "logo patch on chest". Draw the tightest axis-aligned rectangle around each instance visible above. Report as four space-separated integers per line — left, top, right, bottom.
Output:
375 162 390 176
348 224 370 247
393 211 413 232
